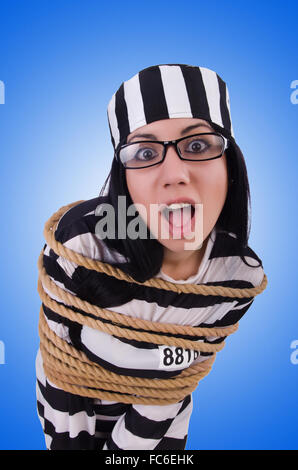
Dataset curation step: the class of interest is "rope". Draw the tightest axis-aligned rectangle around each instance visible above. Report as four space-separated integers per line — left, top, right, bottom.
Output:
37 200 268 405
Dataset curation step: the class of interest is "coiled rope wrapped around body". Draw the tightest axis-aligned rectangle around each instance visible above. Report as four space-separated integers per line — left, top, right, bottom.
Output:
37 201 268 406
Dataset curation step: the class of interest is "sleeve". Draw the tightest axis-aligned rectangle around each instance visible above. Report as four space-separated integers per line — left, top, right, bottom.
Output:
101 394 193 450
35 239 100 450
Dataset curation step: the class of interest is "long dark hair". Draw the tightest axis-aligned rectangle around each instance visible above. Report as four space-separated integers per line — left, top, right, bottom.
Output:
96 125 262 284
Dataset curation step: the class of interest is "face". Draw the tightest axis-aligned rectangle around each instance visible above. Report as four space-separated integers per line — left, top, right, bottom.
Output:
124 117 229 261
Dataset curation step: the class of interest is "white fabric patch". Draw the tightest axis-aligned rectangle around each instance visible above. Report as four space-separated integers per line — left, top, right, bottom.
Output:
107 92 120 148
200 67 223 128
158 345 200 371
159 65 192 118
124 72 146 133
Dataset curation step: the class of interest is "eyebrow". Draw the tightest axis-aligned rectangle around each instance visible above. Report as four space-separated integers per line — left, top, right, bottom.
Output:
127 122 212 143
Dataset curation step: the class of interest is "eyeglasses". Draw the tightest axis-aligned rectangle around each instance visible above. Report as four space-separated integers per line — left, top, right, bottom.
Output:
115 132 229 169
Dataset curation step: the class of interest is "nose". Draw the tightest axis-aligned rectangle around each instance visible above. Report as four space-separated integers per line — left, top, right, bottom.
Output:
160 144 188 174
159 143 190 186
163 143 185 164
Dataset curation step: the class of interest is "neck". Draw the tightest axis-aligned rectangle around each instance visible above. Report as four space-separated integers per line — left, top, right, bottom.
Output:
161 236 209 281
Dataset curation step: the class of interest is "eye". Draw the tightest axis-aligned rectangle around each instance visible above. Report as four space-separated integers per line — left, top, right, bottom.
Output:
133 143 161 161
135 146 157 161
185 137 209 154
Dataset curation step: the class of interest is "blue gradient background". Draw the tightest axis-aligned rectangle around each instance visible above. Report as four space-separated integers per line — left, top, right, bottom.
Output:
0 0 297 450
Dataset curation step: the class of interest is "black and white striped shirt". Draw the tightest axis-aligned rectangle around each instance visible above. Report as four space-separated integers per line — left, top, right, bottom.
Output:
35 196 264 450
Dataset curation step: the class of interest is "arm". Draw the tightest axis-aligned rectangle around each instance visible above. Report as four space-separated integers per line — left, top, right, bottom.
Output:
36 240 99 450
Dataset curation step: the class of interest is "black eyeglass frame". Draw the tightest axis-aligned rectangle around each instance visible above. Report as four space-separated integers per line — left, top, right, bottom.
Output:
114 132 230 169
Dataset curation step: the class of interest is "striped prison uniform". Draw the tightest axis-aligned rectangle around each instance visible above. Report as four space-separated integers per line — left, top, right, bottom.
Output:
36 197 264 450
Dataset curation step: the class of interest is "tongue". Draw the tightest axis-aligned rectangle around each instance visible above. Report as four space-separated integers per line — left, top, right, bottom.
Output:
169 207 192 227
167 207 194 238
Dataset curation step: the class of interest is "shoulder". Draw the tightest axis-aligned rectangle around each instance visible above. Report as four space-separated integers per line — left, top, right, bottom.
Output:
52 195 126 264
210 229 265 288
55 196 107 234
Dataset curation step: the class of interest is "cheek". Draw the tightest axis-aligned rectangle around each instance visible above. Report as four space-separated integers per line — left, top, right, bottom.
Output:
125 172 153 218
198 160 228 217
125 172 144 203
211 163 228 197
198 159 228 191
126 173 161 236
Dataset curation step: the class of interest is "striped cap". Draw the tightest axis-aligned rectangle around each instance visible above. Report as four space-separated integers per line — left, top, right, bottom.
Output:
107 63 235 151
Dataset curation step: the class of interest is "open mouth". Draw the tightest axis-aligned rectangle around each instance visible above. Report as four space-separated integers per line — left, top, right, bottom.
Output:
160 203 196 238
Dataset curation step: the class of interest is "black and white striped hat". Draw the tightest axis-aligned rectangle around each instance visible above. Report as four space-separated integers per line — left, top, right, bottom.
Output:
107 63 235 152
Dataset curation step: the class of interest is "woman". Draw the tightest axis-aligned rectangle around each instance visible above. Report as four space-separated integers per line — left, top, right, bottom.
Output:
36 63 265 450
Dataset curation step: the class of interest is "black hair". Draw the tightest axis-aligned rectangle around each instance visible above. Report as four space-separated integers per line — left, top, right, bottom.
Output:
96 125 262 284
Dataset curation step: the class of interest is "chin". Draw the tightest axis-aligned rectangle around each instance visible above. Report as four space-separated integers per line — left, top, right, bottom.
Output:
158 236 205 253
